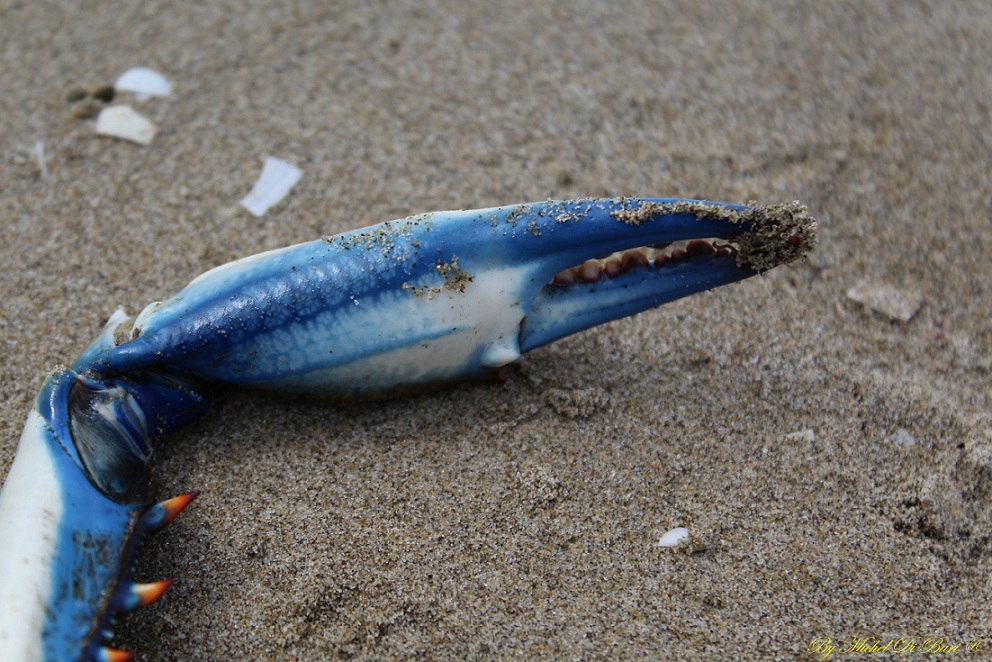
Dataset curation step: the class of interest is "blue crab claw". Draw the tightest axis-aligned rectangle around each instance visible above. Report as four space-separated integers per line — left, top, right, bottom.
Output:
97 198 815 397
0 198 816 661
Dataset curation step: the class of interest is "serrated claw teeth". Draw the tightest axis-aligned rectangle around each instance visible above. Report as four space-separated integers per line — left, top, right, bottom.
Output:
141 490 200 532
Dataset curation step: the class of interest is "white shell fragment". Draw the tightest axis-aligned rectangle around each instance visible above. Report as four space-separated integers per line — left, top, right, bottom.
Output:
785 428 815 442
114 67 172 99
846 281 923 323
889 428 917 446
240 157 303 217
95 105 158 145
34 140 48 179
658 527 690 547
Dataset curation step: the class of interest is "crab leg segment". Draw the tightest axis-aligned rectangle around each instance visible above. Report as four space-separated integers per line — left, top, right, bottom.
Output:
0 315 204 662
0 372 198 662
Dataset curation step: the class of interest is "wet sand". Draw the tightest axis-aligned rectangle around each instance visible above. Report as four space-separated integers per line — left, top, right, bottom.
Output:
1 1 989 659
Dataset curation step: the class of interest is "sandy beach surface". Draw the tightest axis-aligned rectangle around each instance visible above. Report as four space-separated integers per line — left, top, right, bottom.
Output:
1 1 990 659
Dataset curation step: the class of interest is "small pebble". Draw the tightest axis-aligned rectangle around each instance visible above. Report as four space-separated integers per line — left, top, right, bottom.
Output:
845 281 923 323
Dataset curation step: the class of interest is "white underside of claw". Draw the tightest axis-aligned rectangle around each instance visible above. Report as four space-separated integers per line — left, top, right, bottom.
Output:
400 266 527 373
478 302 527 369
0 412 64 661
254 265 529 391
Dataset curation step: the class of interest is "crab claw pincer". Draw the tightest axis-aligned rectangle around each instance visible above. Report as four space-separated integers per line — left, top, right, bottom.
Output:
97 198 816 397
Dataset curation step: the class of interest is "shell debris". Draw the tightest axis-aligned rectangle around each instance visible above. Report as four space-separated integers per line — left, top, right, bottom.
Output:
95 105 158 145
240 157 303 217
658 527 690 547
34 140 48 179
784 428 815 442
114 67 172 99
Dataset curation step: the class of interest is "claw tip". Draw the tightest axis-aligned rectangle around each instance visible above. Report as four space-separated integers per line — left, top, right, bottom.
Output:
97 647 135 662
134 578 175 608
143 490 200 532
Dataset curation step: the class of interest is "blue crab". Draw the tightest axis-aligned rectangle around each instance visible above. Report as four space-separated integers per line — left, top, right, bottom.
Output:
0 197 815 661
